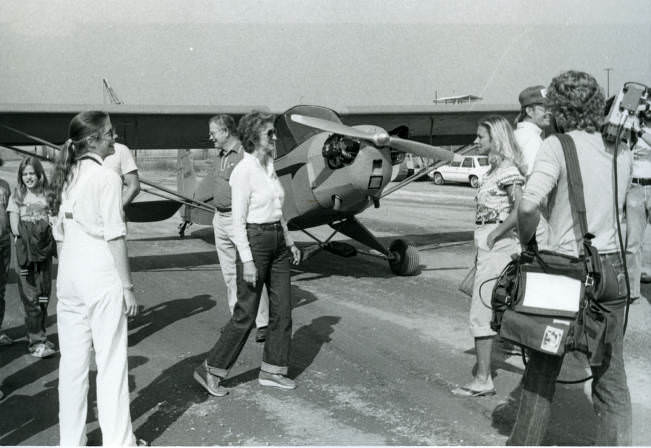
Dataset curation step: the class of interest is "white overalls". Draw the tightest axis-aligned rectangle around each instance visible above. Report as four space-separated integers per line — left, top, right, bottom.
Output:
54 156 136 446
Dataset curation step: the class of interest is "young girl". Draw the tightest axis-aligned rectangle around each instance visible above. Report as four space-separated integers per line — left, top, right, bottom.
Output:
8 157 56 358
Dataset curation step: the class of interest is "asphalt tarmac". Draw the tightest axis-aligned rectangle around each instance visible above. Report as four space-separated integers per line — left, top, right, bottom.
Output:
1 176 650 446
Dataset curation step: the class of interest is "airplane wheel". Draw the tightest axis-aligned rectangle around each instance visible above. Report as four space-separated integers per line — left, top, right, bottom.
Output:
469 175 480 188
432 172 444 185
388 239 420 276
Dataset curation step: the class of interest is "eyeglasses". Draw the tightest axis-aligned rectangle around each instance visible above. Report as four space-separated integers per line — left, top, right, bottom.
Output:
209 128 228 139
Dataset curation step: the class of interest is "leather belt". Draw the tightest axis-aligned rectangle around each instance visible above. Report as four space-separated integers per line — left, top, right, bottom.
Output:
246 221 282 231
632 178 651 186
215 206 232 213
476 219 503 225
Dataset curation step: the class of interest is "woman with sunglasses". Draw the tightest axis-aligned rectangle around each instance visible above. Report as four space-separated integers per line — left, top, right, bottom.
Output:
49 111 141 446
194 111 301 395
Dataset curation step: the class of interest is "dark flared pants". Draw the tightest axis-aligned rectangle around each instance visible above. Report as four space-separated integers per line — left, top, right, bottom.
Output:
206 224 292 376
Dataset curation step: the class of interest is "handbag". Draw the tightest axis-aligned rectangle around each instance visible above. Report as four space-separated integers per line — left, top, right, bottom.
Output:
491 134 610 357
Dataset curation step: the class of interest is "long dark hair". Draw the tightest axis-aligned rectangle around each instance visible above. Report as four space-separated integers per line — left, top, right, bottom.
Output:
13 157 49 206
47 111 109 214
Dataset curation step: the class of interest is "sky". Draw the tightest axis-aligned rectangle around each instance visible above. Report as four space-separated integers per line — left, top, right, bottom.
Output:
0 0 649 110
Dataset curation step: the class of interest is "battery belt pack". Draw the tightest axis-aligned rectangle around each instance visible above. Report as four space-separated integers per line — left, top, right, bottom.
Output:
491 134 610 362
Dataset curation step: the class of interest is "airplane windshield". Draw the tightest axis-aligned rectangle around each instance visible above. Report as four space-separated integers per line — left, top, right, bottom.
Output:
274 105 343 158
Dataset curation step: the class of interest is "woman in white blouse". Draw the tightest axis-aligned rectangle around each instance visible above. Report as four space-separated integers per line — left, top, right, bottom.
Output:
49 111 140 446
194 111 301 395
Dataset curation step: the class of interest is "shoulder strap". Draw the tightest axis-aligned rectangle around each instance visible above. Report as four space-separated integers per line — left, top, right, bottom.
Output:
555 134 590 249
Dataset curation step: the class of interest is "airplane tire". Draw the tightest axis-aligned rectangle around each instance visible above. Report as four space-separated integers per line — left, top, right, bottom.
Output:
388 239 420 276
469 175 480 188
432 172 444 185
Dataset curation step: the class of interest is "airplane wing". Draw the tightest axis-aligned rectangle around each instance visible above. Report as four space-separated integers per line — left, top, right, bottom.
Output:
0 103 519 149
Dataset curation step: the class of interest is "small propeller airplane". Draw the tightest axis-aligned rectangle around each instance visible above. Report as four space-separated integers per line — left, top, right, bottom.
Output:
0 103 518 275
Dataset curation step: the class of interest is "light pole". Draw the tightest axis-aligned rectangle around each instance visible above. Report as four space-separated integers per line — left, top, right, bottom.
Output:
604 68 613 97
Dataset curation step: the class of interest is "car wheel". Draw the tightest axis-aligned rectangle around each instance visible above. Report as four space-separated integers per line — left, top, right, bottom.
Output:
432 172 444 185
469 175 479 188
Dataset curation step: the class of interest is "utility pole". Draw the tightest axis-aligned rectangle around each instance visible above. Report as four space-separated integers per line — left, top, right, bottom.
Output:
604 68 613 97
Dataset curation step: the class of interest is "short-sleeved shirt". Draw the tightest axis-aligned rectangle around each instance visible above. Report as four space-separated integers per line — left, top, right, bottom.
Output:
103 142 138 176
213 137 243 209
514 121 544 176
522 131 632 256
475 165 525 224
52 154 126 242
631 135 651 179
7 190 50 224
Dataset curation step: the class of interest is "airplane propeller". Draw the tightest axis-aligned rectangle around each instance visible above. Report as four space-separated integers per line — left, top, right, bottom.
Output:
290 114 456 162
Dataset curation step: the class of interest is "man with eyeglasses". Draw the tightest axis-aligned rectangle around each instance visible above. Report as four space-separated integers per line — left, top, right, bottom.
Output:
103 129 141 208
209 115 269 343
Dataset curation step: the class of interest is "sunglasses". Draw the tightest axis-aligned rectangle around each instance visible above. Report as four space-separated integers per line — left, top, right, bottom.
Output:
101 128 117 139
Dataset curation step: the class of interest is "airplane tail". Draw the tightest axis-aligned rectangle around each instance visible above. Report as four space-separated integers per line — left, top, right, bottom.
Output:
176 149 215 226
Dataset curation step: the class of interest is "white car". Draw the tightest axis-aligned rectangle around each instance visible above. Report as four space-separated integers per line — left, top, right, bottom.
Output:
430 155 489 188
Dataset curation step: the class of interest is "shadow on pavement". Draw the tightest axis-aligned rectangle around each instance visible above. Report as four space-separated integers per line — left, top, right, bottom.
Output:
128 294 216 347
289 315 340 379
126 353 213 445
129 250 218 272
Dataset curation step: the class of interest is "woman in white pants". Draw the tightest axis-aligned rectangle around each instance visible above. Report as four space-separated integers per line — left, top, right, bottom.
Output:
49 111 140 446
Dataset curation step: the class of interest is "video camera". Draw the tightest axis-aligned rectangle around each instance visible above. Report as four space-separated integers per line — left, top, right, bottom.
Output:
603 82 650 143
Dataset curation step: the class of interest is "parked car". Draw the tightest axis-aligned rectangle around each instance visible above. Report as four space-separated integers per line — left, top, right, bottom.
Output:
430 155 489 188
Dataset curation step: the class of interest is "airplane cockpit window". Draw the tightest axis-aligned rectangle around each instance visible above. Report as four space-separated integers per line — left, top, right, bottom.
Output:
274 105 344 159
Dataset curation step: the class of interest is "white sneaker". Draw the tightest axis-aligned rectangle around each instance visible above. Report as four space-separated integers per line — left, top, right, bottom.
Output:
258 371 296 390
30 343 57 358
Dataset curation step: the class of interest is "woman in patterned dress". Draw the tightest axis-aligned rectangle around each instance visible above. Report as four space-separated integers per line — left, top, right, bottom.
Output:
453 115 526 397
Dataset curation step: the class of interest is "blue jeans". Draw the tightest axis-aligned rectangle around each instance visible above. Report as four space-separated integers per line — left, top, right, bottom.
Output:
206 224 292 376
507 305 632 445
625 183 651 298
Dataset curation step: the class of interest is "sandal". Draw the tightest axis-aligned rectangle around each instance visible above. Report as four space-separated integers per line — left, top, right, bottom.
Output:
451 385 496 397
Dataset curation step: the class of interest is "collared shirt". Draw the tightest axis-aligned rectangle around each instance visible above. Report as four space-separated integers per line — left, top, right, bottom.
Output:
522 130 632 256
514 121 543 176
229 152 293 262
213 137 243 209
52 153 126 242
103 142 138 176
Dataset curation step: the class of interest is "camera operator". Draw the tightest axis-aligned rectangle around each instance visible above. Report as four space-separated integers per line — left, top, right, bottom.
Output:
626 121 651 302
509 71 633 445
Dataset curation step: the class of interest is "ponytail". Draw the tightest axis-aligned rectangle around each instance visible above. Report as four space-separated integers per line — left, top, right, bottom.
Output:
47 110 109 215
47 139 77 215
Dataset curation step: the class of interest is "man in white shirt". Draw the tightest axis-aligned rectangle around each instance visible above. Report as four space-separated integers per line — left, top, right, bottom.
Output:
625 125 651 302
103 142 141 207
514 85 551 176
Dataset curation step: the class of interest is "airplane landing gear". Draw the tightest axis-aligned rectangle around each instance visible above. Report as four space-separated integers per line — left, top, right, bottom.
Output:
299 217 421 276
387 239 420 276
178 220 192 238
